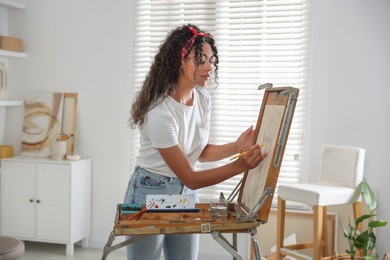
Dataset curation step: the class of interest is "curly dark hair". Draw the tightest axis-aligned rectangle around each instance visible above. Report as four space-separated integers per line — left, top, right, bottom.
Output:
129 24 219 128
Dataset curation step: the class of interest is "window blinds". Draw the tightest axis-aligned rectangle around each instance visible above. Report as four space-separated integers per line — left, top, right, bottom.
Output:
129 0 311 202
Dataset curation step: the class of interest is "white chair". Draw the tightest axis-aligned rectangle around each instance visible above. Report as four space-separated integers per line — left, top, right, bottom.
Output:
276 145 365 260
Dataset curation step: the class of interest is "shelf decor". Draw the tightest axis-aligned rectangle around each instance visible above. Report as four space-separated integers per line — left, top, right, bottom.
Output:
20 92 64 157
49 140 67 160
19 91 79 159
0 62 7 99
0 35 23 52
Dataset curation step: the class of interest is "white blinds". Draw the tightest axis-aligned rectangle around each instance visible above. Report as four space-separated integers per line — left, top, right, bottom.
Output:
129 0 311 202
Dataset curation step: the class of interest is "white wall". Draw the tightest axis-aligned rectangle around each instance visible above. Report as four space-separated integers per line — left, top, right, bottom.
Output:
5 0 134 247
3 0 390 257
307 0 390 256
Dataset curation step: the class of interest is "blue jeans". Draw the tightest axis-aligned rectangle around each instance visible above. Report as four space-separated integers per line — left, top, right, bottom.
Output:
124 166 199 260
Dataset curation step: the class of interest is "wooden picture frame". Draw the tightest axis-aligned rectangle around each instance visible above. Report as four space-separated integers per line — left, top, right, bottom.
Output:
61 93 78 155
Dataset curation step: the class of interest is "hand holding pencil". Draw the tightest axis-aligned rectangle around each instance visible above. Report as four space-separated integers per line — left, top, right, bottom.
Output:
229 143 267 170
229 143 265 161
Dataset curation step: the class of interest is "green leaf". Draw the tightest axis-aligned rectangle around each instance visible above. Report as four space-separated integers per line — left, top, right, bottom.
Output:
355 231 369 249
350 181 363 202
341 224 350 238
356 214 375 225
360 179 377 211
368 220 388 228
350 179 377 211
367 233 376 250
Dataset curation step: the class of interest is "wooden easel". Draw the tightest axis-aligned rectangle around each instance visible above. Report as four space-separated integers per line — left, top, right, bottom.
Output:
102 86 299 260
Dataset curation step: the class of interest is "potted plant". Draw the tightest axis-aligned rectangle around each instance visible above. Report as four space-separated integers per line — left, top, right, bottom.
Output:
49 132 73 160
341 178 388 259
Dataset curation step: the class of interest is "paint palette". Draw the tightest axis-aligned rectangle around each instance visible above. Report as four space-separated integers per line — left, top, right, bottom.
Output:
146 194 196 210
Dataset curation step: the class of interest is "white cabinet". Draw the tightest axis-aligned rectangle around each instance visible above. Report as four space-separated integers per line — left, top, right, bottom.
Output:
0 157 91 255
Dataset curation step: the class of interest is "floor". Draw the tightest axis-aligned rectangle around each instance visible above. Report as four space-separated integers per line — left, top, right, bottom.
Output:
21 241 126 260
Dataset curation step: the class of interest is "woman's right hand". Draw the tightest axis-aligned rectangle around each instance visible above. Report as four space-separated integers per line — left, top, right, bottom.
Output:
234 144 268 171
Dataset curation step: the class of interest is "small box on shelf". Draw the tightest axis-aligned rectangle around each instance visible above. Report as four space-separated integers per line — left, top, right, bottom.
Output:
0 145 13 166
0 35 23 52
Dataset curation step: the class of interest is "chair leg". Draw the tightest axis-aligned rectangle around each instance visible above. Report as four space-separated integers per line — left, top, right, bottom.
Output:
313 205 325 260
322 206 329 257
276 196 286 260
353 201 363 232
353 201 363 257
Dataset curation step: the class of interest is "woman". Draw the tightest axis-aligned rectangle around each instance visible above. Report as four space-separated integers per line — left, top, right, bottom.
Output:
125 24 267 260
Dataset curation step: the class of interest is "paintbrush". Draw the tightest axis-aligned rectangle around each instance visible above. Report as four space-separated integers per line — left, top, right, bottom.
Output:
229 143 265 161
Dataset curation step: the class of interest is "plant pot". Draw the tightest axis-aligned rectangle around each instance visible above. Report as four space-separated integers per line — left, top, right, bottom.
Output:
322 253 365 260
50 141 67 160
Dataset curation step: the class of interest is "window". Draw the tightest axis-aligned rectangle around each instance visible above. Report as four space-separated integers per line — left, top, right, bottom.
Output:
129 0 311 202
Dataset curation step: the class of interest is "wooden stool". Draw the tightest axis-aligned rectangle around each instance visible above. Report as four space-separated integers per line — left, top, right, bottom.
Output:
0 236 25 260
276 197 362 260
276 145 365 260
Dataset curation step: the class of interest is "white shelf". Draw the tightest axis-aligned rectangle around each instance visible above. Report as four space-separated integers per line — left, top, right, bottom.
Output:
0 1 26 58
0 49 26 58
0 0 25 9
0 99 23 106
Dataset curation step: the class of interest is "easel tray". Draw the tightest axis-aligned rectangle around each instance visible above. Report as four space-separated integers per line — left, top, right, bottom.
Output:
114 202 261 236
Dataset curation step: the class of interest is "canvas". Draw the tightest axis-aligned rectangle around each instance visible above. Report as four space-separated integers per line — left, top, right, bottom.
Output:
21 92 64 157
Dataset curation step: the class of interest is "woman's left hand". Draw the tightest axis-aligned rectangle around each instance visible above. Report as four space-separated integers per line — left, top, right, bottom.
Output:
235 126 255 152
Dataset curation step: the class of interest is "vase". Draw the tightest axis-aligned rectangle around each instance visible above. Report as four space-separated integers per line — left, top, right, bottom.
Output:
49 141 67 160
0 62 8 100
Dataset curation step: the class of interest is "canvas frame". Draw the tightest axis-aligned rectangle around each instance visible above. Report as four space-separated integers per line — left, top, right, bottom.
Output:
61 93 78 155
237 87 299 223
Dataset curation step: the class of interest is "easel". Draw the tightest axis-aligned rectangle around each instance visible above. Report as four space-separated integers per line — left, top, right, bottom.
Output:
102 86 299 260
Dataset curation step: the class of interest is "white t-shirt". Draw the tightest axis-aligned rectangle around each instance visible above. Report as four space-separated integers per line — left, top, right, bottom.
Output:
136 86 211 177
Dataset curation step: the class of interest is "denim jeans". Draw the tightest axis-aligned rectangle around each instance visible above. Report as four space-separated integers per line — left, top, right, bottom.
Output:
124 166 199 260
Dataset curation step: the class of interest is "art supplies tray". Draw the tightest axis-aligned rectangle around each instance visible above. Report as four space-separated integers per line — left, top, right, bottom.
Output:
113 202 261 236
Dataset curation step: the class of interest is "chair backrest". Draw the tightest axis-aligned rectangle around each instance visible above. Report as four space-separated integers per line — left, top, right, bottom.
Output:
320 145 365 188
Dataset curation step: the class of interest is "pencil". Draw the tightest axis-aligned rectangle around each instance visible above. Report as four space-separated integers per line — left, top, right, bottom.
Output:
129 202 155 220
229 143 265 161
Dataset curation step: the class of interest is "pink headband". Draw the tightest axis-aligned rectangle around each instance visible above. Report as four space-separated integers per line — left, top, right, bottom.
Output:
181 26 210 61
